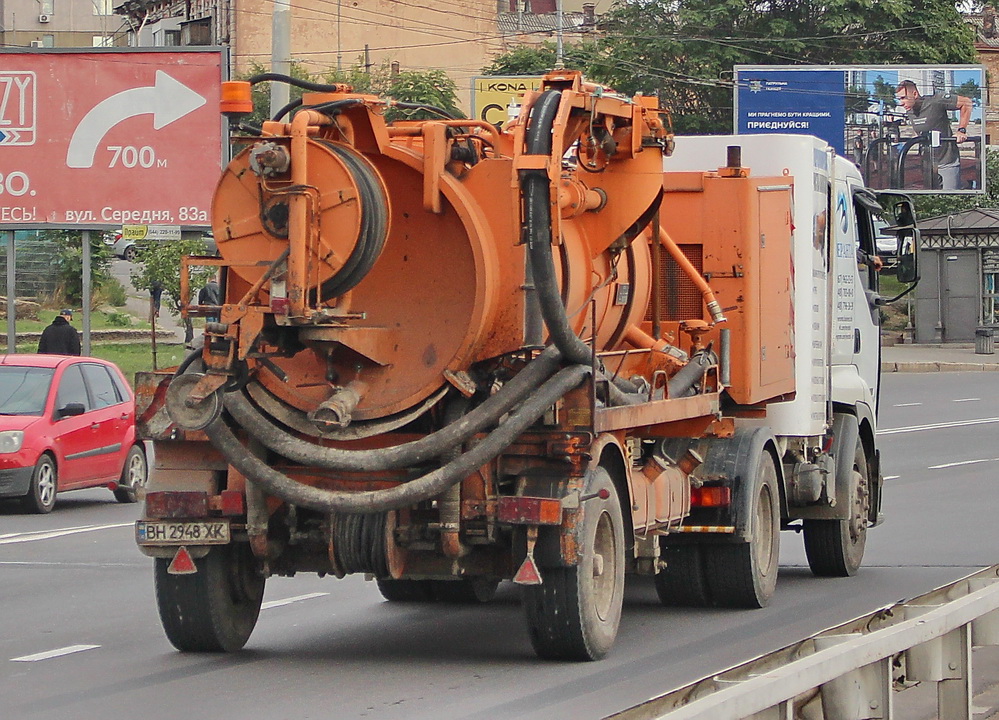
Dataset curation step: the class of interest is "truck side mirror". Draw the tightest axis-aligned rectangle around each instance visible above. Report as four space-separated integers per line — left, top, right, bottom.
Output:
895 228 920 284
876 193 920 287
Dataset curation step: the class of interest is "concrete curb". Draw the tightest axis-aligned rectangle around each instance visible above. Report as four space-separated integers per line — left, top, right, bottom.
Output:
882 361 999 373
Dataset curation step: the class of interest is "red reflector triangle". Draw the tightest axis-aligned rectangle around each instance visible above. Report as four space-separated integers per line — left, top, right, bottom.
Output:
168 546 198 575
512 555 543 586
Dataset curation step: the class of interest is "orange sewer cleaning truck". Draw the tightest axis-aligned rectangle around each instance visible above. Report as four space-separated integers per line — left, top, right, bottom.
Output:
133 70 920 660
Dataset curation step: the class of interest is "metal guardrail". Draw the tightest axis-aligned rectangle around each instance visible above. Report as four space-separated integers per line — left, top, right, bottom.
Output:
609 565 999 720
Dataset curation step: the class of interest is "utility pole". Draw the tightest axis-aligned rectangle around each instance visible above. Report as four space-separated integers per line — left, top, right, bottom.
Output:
271 0 291 116
555 0 564 69
337 0 343 72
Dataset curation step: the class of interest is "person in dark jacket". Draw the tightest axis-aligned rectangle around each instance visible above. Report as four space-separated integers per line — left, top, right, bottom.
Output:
38 309 81 356
198 278 221 322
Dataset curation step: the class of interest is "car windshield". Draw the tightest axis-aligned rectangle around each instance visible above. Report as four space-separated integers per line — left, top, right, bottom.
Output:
0 366 55 415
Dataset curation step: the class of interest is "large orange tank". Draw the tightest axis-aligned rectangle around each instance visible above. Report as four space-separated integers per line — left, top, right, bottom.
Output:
199 72 669 425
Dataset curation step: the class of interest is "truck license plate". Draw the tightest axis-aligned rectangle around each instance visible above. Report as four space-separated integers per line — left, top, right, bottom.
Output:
135 520 230 545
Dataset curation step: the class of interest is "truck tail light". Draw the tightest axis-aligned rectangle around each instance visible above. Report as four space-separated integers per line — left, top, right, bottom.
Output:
498 496 563 525
691 486 731 507
219 490 246 516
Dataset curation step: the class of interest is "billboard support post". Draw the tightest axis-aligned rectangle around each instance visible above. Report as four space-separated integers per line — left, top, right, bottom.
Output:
5 230 14 354
82 230 91 356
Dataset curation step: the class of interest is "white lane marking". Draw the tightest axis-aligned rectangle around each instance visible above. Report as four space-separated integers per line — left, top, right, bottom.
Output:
261 592 329 610
11 645 100 662
0 523 132 545
893 402 923 407
928 458 999 470
879 417 999 436
884 475 900 480
0 524 95 540
953 398 981 403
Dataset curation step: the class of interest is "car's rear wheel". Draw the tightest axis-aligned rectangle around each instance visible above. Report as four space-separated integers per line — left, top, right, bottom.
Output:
22 454 57 514
123 245 137 262
114 445 147 503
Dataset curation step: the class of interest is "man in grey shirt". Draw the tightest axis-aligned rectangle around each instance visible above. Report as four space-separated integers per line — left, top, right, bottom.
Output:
895 80 973 190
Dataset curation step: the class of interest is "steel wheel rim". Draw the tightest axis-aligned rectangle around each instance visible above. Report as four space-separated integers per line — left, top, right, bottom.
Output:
592 510 617 621
755 484 776 576
37 463 56 507
849 468 868 543
126 452 146 490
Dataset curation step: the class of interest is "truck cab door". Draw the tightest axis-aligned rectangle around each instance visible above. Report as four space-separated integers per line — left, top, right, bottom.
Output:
830 182 881 411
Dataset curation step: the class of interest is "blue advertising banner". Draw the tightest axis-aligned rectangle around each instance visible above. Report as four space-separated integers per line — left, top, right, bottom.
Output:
733 65 986 194
736 69 846 155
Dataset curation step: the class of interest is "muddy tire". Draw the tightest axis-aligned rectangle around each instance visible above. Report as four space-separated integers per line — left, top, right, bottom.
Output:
22 454 57 514
655 543 710 607
804 419 869 577
155 543 264 652
376 578 436 602
114 445 147 503
703 451 780 608
522 467 625 661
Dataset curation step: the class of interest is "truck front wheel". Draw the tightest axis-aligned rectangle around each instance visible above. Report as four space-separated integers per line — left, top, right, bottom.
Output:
154 543 265 652
522 467 625 661
803 431 869 577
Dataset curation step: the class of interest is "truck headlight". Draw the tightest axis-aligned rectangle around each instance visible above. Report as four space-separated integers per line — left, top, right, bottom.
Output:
0 431 25 454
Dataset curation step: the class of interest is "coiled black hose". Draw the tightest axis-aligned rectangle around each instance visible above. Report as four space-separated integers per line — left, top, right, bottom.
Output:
520 90 644 406
223 346 563 471
204 364 590 513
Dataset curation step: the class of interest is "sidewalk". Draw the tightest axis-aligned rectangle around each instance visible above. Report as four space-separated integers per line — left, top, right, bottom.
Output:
882 342 999 373
113 259 186 344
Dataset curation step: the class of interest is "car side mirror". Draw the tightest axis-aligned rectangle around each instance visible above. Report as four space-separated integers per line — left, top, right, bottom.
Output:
59 402 86 418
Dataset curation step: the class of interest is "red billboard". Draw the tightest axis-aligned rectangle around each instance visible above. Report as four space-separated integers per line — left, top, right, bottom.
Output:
0 49 222 227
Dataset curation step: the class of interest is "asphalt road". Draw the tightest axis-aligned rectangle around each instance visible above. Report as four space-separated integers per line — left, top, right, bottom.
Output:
1 372 997 720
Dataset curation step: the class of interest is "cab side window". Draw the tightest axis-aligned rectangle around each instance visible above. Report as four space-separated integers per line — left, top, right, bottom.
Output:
853 197 879 291
56 365 90 414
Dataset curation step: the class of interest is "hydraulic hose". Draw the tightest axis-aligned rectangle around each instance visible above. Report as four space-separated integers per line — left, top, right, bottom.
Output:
520 90 644 407
667 350 717 399
203 364 590 514
521 90 593 368
247 73 349 93
314 141 389 299
222 346 565 471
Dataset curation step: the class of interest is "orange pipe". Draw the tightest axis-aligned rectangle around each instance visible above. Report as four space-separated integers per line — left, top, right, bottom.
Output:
657 227 727 325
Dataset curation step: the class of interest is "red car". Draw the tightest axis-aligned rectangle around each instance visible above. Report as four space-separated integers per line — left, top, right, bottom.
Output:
0 354 147 513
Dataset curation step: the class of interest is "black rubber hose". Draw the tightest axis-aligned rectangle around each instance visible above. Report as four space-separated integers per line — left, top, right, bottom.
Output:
521 90 592 367
247 73 346 92
272 97 303 122
314 141 389 300
520 91 643 407
667 350 717 399
307 98 364 118
223 347 564 471
204 364 590 513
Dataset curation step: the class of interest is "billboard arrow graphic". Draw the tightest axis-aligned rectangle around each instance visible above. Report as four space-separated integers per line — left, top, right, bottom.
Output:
66 71 206 169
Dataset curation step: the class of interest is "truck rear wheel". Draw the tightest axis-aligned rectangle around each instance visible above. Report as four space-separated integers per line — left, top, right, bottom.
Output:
654 544 710 607
522 467 625 661
703 451 780 608
154 543 265 652
376 578 436 602
803 430 869 577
